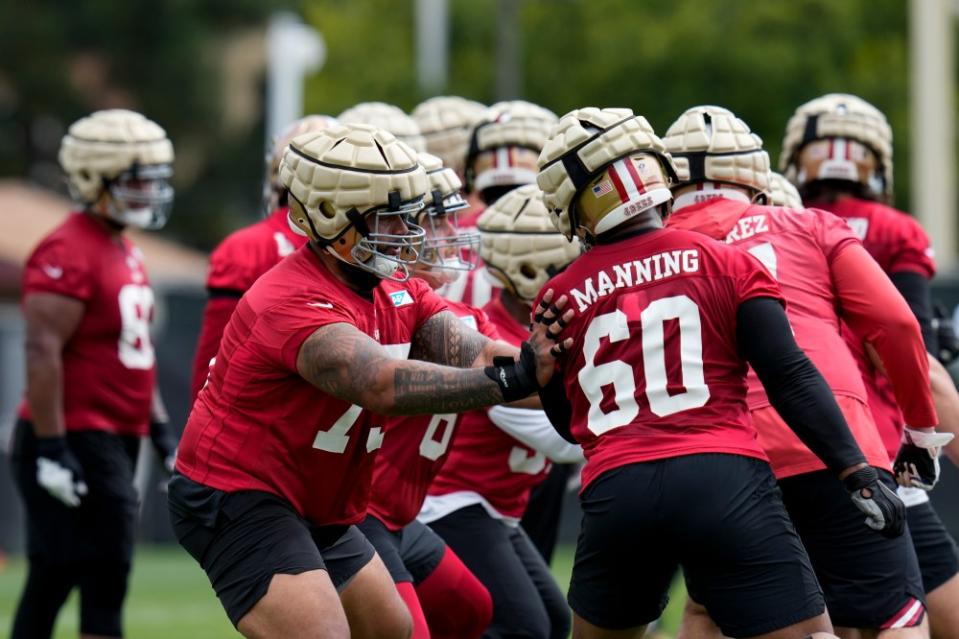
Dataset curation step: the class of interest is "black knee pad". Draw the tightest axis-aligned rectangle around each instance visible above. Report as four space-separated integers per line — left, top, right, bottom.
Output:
79 560 131 637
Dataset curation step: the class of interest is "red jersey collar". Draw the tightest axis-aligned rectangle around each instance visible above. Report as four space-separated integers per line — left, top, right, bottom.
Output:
667 197 753 242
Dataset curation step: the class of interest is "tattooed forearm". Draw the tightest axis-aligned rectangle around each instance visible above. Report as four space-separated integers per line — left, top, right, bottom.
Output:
393 366 503 415
410 310 492 368
298 321 506 416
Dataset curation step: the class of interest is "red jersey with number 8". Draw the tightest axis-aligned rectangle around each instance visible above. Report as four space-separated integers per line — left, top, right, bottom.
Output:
177 245 448 526
426 296 554 519
19 212 156 436
537 227 779 491
367 300 498 531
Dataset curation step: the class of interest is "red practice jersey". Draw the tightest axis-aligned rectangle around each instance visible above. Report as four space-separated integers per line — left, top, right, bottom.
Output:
190 207 307 400
177 246 448 526
427 295 553 519
668 198 891 477
538 227 779 491
816 197 936 461
367 300 498 531
19 212 156 437
815 197 936 279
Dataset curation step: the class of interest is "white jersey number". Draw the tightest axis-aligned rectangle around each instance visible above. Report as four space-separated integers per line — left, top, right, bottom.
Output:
313 404 383 454
419 414 456 461
580 294 710 436
508 447 547 475
117 284 155 369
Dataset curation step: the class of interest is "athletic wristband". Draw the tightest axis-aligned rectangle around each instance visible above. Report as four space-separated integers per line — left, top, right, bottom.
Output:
484 341 540 402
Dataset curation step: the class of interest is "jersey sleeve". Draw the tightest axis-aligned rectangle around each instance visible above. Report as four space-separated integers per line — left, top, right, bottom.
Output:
23 236 93 301
887 213 936 278
731 248 783 306
206 232 259 293
252 298 357 372
407 278 450 330
810 208 861 263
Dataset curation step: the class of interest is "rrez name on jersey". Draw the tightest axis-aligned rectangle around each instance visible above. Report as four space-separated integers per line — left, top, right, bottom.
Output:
724 214 769 244
570 249 700 312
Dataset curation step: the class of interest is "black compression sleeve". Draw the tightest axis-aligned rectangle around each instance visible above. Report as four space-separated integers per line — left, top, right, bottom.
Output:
890 271 937 354
538 375 576 443
737 297 866 473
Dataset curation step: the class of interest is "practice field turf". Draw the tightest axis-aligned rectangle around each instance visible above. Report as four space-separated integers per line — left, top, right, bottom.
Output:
0 545 685 637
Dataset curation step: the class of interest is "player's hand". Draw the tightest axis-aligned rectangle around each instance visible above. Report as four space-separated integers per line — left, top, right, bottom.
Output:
530 289 574 385
894 427 954 491
842 465 906 538
35 436 88 508
150 420 178 475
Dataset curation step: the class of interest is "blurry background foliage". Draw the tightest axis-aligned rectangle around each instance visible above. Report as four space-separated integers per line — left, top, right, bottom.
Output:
0 0 926 251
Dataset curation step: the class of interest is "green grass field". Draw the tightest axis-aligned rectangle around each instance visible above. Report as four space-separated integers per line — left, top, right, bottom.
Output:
0 545 685 637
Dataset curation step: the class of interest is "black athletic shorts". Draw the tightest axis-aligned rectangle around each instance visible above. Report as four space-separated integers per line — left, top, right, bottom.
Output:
168 473 375 627
779 469 925 629
358 515 446 584
10 419 140 565
570 454 824 637
906 499 959 594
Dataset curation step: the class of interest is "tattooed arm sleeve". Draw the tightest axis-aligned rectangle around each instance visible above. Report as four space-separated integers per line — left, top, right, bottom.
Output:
408 310 518 368
296 322 505 415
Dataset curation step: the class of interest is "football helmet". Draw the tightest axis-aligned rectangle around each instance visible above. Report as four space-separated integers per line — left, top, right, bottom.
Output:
279 123 429 281
768 171 803 208
264 114 338 213
338 102 427 153
412 96 486 178
662 105 770 206
779 93 893 202
537 107 676 245
59 109 175 229
477 184 582 302
416 152 479 278
466 100 558 202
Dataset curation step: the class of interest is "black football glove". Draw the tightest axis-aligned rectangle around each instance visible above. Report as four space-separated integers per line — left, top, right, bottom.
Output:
484 341 541 402
150 420 178 474
843 466 906 538
894 427 954 491
35 436 88 507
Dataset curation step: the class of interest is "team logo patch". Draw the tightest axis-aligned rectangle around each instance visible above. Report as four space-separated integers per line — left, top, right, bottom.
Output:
390 290 415 307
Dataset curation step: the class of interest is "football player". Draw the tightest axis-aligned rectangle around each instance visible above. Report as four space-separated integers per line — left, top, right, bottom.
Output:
441 100 558 308
338 101 428 152
782 93 959 638
189 114 336 401
10 109 177 639
536 107 902 639
664 105 940 637
168 124 565 639
420 184 582 639
359 153 491 639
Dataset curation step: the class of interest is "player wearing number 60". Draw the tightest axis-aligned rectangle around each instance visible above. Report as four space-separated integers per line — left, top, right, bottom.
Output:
170 124 565 639
534 107 900 639
664 106 942 638
10 109 177 639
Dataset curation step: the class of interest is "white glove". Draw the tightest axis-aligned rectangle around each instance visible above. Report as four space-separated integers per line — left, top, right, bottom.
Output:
35 436 88 507
894 427 955 491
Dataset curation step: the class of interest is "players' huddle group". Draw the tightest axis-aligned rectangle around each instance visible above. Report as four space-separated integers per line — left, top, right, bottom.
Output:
9 94 959 639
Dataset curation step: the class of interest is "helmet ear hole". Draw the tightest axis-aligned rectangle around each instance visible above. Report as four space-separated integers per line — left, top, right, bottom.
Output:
319 201 337 219
519 263 537 279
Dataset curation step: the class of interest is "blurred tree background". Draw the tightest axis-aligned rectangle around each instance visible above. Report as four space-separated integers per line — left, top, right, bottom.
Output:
0 0 926 251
